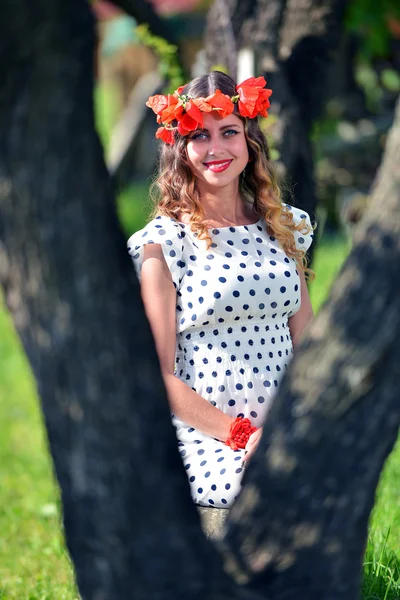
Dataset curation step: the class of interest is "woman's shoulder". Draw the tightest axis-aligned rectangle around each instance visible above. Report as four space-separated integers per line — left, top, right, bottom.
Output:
284 203 311 223
127 216 186 288
127 215 185 249
283 204 315 251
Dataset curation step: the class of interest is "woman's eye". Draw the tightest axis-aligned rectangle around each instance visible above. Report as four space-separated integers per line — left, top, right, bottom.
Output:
190 129 239 141
224 129 239 137
191 132 207 140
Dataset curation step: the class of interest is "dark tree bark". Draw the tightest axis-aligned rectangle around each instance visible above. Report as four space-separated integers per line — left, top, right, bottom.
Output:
205 0 349 264
0 1 399 600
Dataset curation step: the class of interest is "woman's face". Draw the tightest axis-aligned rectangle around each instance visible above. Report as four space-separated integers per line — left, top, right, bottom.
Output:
185 112 249 192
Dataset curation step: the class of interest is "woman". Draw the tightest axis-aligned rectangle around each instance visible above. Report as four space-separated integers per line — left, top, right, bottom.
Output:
127 71 314 508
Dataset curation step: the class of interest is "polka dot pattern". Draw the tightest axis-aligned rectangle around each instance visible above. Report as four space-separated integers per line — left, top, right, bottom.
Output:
128 205 313 508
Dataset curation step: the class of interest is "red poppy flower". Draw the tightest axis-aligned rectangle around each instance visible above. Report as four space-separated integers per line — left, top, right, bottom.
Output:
254 88 272 117
156 126 175 144
160 95 184 124
239 76 267 90
174 85 186 97
236 76 272 118
147 75 273 144
184 100 203 125
177 112 202 135
204 89 234 118
146 94 169 115
192 97 214 112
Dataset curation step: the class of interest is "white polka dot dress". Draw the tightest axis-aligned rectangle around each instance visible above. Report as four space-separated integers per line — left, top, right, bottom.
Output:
128 205 313 508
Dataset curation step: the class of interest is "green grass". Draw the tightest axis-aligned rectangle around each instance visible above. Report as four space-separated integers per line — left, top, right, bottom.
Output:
309 233 350 312
0 307 77 599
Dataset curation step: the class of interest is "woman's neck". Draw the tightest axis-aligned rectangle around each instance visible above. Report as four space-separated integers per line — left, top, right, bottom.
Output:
197 185 256 227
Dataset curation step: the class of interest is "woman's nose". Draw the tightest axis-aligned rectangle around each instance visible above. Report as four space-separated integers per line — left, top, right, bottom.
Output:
208 137 224 155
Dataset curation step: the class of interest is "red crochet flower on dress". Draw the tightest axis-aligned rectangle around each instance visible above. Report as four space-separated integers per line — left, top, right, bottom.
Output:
225 416 258 450
236 76 272 119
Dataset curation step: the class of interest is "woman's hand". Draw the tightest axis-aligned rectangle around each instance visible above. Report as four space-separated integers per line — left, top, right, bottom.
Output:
243 427 263 463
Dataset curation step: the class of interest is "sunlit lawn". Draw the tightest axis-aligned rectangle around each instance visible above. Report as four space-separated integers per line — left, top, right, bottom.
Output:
0 88 398 599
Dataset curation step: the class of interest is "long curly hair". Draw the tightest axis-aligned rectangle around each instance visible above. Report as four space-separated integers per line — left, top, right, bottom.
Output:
150 71 313 276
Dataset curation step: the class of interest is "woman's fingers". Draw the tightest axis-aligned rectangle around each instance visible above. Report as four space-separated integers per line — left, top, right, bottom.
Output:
243 428 263 462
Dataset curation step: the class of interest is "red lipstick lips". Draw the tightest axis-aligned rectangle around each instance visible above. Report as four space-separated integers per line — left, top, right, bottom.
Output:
204 159 233 173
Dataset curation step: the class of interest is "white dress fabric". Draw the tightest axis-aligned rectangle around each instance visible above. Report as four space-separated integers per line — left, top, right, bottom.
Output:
128 205 313 508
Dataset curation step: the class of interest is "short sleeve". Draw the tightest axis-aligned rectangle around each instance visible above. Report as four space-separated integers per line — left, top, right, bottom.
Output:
285 204 314 252
127 216 185 289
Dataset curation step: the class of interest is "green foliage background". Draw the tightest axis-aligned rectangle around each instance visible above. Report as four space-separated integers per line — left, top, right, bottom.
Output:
346 0 400 57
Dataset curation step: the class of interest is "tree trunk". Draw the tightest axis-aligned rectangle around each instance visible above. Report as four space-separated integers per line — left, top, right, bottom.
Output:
1 1 399 599
0 2 233 599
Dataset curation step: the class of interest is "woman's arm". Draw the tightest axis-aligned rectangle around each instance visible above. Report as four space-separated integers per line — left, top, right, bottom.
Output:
140 243 234 441
288 270 314 347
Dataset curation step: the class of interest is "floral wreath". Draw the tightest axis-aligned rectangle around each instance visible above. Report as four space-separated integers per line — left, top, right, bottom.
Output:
146 76 273 144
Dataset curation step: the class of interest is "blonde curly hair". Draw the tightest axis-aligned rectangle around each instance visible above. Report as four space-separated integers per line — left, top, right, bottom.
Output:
149 71 314 278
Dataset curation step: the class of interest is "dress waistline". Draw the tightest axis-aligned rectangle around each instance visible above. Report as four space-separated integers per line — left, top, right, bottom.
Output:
178 318 289 346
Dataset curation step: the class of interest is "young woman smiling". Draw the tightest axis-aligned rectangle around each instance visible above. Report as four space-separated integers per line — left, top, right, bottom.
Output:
127 71 315 508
